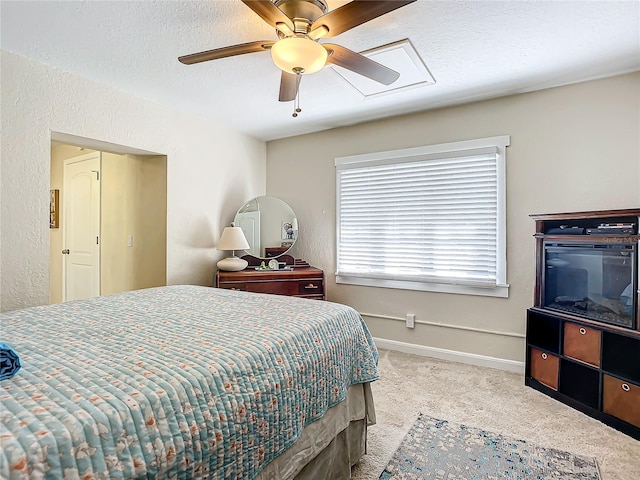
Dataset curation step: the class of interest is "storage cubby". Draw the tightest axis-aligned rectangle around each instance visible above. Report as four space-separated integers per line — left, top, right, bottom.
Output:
563 322 600 367
529 346 559 390
601 331 640 383
602 375 640 428
526 311 561 353
559 359 600 409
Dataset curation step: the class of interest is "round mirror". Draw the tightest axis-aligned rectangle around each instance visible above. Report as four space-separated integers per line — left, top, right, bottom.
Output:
234 196 298 259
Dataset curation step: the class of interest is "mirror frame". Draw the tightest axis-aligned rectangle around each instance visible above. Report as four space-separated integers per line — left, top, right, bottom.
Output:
234 195 298 260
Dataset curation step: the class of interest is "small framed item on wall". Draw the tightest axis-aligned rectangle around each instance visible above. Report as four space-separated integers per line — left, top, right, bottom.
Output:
50 189 59 228
282 221 294 240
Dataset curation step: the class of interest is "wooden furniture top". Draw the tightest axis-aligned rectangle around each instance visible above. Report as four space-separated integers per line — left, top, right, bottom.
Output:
217 266 324 282
530 208 640 221
530 208 640 240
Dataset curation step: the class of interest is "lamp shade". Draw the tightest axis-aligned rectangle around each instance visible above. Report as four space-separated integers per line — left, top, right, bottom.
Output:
271 37 328 75
217 227 250 251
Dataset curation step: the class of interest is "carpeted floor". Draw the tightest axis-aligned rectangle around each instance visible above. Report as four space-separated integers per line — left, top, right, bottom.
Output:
351 349 640 480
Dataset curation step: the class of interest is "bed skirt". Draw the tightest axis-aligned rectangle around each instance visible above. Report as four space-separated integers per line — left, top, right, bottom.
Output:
257 382 376 480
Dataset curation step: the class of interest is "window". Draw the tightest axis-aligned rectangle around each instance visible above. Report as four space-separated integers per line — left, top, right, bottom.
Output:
335 136 510 297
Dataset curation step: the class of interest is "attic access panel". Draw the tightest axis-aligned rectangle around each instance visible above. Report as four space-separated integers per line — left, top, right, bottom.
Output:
331 39 435 97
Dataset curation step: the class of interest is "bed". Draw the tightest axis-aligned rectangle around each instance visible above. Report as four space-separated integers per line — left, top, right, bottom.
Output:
0 285 379 479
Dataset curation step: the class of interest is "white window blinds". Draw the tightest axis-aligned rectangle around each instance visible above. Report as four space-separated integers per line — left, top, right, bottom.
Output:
335 136 509 296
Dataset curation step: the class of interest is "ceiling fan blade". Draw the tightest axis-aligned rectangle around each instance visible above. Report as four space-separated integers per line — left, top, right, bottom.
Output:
324 44 399 85
241 0 294 31
178 41 273 65
310 0 417 39
279 71 301 102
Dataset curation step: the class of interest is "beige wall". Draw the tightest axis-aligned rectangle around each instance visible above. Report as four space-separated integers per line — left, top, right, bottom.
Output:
101 153 167 296
101 152 136 296
133 155 168 291
266 72 640 363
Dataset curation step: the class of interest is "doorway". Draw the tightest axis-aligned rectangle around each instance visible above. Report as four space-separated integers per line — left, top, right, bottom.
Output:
50 139 168 304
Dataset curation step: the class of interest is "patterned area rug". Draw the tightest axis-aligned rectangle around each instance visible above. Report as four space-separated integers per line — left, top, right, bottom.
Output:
379 413 600 479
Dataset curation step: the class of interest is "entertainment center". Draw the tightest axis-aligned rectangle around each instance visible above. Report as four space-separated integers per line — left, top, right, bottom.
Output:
526 209 639 440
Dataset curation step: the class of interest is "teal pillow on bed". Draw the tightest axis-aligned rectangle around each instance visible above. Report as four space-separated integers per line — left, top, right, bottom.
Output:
0 342 21 381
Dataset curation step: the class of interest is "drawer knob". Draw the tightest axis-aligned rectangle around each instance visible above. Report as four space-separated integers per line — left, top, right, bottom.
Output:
304 284 319 289
541 352 548 360
622 383 630 392
579 328 586 335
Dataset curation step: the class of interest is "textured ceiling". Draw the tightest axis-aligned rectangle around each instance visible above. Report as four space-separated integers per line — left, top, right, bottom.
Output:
2 0 639 141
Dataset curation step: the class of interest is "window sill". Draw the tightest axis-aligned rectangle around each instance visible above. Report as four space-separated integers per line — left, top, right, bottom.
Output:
335 275 509 298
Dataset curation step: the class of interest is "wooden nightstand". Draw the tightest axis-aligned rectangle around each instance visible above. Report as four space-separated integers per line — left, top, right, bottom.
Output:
216 266 325 300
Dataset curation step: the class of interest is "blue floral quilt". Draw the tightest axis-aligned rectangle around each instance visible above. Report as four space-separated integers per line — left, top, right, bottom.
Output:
0 286 379 479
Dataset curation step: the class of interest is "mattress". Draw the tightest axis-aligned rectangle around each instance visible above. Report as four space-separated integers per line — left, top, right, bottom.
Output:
0 285 379 479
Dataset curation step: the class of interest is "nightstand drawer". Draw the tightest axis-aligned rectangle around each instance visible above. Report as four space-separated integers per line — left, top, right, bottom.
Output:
298 280 323 295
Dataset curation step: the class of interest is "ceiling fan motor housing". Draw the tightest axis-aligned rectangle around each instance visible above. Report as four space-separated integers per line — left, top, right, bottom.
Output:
275 0 329 35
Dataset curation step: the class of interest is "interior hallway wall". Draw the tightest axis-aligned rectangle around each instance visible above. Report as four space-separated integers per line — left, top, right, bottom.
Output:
100 153 167 296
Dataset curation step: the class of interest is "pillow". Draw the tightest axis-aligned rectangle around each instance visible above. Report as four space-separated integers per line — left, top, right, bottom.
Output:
0 342 21 381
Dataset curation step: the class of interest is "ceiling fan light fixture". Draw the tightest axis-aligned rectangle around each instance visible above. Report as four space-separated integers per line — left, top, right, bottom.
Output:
271 36 328 75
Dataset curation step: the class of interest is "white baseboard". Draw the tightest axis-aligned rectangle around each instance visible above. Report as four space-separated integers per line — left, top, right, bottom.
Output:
373 337 525 374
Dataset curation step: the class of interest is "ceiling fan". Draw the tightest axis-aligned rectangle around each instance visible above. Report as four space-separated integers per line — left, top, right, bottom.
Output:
178 0 417 113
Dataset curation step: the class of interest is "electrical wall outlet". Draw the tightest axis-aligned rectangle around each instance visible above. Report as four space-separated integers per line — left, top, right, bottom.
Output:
127 235 134 247
406 313 415 329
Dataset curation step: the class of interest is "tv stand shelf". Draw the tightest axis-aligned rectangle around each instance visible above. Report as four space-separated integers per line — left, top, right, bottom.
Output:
526 209 640 440
526 308 640 439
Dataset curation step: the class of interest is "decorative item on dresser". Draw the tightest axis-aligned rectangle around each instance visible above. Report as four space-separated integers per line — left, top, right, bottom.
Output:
526 208 640 440
216 255 325 300
216 226 251 271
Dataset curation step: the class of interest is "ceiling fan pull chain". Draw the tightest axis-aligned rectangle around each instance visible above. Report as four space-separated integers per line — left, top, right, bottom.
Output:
292 79 302 118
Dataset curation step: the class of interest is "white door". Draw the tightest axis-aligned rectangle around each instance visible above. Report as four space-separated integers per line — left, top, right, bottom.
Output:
63 153 101 301
235 211 261 257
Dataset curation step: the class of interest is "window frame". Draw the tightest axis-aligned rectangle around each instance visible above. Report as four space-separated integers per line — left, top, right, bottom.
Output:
335 135 510 298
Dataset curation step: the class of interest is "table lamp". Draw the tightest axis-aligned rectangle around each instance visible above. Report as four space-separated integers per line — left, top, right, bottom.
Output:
216 226 250 271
